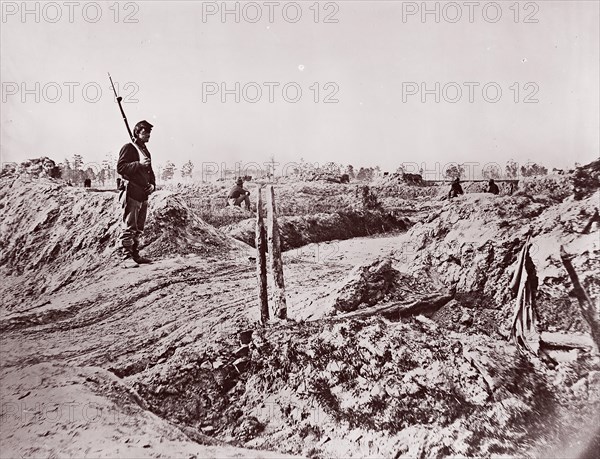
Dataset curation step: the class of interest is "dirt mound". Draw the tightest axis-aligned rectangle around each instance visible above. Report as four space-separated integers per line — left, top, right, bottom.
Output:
573 158 600 200
178 181 363 218
2 167 598 459
402 190 600 336
295 170 346 183
318 258 451 316
323 258 398 312
260 182 362 216
372 170 577 212
125 314 598 458
0 156 60 179
374 183 445 202
142 192 244 258
225 211 409 251
515 175 573 202
0 175 243 312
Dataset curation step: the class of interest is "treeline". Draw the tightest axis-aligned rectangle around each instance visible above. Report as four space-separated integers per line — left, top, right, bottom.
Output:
443 161 552 180
55 155 572 186
59 154 117 186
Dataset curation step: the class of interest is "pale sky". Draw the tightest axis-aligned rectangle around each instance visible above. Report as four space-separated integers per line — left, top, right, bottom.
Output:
1 1 599 176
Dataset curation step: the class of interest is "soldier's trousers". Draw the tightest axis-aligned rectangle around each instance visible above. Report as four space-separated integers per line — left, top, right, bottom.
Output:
119 195 148 250
228 195 251 209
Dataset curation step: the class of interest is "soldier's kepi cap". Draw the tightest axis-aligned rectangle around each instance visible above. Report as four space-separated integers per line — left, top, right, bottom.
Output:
135 120 153 132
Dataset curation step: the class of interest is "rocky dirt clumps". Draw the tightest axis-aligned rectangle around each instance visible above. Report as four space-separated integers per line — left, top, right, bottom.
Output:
319 258 451 316
1 156 61 179
125 315 591 458
142 192 244 258
572 159 600 200
403 189 599 335
516 175 573 202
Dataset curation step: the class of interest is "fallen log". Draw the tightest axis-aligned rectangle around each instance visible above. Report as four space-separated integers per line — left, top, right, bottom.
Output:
540 331 595 351
560 246 600 352
339 290 455 321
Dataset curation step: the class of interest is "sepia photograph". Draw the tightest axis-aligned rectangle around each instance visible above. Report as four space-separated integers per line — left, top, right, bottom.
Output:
1 1 599 458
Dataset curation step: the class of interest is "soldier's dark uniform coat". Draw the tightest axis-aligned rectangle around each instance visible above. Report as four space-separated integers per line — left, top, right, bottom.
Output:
117 142 156 202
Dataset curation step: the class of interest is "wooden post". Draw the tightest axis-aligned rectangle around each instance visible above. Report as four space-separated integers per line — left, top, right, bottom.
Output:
255 187 269 324
560 246 600 351
266 185 287 319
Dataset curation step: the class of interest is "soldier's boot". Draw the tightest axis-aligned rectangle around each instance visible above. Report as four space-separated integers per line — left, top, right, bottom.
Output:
121 247 139 269
132 243 152 264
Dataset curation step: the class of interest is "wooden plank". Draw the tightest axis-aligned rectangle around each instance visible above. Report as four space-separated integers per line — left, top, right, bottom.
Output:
339 291 455 321
266 185 287 320
255 187 269 324
540 332 594 350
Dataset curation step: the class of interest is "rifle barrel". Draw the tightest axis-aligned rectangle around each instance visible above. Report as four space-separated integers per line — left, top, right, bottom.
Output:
108 72 134 141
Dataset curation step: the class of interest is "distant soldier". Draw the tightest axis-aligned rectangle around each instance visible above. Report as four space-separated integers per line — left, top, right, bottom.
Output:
227 177 251 210
448 177 464 199
116 120 156 268
487 179 500 195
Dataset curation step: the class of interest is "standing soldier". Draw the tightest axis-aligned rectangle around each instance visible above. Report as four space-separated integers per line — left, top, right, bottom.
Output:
117 120 156 268
448 177 464 199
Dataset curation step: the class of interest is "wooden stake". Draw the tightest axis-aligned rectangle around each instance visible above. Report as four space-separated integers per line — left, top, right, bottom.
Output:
255 187 269 324
266 185 287 319
560 246 600 352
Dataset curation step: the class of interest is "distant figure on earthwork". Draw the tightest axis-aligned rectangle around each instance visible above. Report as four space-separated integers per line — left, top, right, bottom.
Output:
487 179 500 195
402 172 423 185
448 178 464 199
227 177 251 211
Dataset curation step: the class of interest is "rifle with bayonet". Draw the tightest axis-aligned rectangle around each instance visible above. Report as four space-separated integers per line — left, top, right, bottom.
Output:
108 73 151 191
109 73 150 161
108 72 134 143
